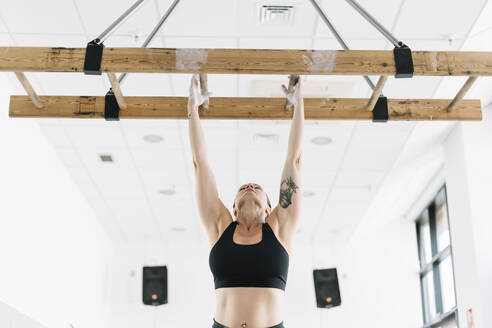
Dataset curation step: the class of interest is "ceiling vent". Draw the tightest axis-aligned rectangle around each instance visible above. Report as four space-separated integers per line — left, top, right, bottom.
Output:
259 5 295 25
99 154 113 162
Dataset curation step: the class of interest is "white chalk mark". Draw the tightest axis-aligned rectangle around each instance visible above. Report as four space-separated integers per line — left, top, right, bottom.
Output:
302 50 337 72
431 54 438 72
145 48 155 66
176 48 208 70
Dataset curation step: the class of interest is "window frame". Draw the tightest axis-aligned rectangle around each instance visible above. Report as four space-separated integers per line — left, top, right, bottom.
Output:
416 185 458 327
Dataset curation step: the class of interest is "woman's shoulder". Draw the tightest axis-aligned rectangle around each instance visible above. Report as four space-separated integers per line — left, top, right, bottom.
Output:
266 211 292 255
266 208 280 232
208 213 234 248
218 215 234 233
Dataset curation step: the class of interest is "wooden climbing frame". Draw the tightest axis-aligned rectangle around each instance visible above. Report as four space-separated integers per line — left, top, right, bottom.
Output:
2 47 490 121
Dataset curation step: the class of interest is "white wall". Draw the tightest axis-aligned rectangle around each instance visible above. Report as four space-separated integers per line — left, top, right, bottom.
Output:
107 241 216 328
1 79 489 328
310 124 451 327
462 105 492 328
318 109 491 328
443 124 484 327
107 240 320 327
107 223 424 328
0 74 114 328
0 301 46 328
314 219 422 327
443 103 492 328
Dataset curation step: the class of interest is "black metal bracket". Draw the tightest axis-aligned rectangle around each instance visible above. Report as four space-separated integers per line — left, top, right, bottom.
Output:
104 89 120 121
84 39 105 75
393 42 414 78
372 95 388 123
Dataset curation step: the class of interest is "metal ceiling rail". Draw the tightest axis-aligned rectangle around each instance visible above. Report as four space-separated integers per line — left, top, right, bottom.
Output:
95 0 146 44
309 0 376 91
116 0 181 84
8 0 182 118
81 0 181 113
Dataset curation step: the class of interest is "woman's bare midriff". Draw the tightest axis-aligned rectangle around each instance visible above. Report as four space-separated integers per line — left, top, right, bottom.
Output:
214 287 284 328
210 214 290 327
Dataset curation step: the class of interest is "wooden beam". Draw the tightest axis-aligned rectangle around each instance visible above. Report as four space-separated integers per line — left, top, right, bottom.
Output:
106 72 127 109
1 47 492 76
9 95 482 121
447 76 479 111
367 75 389 111
14 72 43 109
199 73 209 109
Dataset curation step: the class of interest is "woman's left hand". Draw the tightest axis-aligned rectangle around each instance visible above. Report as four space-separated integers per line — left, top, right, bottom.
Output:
188 74 212 108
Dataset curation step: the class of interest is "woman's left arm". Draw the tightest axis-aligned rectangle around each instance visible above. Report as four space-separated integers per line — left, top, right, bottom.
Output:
273 77 304 238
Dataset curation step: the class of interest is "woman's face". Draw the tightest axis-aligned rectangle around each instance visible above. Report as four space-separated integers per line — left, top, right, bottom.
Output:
233 183 269 215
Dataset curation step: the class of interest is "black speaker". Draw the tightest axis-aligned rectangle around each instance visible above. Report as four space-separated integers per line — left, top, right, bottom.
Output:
313 268 341 308
142 266 168 306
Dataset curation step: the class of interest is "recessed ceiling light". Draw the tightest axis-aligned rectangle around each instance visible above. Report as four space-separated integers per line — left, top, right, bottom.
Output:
303 190 315 197
253 133 279 144
311 136 332 145
171 227 186 232
143 134 164 143
329 228 340 235
159 188 176 196
99 154 113 162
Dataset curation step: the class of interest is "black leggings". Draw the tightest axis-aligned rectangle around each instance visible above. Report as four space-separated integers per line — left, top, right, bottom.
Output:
212 318 285 328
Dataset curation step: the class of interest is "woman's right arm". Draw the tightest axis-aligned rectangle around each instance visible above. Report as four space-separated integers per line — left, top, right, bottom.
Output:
188 75 228 238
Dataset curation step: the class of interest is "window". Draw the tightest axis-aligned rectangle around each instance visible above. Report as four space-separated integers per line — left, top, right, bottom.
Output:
416 186 458 327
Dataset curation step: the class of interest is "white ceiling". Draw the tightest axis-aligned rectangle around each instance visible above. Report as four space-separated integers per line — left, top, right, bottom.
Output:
1 0 491 247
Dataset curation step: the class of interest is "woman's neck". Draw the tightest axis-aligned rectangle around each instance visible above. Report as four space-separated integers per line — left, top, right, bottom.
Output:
236 206 263 231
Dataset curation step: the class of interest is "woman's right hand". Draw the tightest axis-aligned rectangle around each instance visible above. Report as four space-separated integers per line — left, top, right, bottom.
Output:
281 75 303 108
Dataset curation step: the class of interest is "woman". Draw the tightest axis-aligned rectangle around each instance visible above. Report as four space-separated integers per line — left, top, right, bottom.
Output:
188 73 303 328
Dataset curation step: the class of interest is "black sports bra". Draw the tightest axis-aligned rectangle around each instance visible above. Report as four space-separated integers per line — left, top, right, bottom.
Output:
209 221 289 290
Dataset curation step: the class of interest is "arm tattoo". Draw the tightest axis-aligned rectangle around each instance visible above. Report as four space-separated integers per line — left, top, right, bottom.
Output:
279 176 299 209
